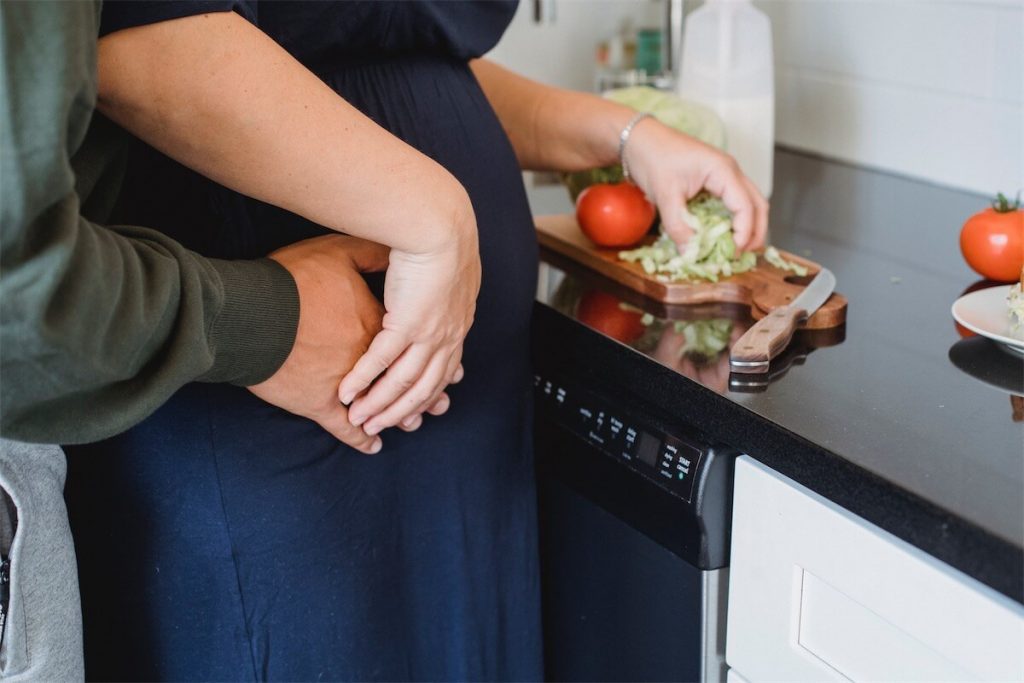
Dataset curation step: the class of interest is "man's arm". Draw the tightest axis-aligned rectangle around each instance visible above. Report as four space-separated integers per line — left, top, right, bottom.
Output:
0 1 299 444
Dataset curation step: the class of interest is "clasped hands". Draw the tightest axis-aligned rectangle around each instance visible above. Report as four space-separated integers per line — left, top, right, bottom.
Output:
249 223 481 454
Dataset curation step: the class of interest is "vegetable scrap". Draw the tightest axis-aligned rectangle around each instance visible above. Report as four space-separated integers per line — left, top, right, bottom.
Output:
764 246 809 277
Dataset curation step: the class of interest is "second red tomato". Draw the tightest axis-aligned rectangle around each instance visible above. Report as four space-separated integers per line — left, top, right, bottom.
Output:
576 182 656 248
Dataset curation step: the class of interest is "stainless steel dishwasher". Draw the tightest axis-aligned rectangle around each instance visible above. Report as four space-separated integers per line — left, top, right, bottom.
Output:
532 303 739 683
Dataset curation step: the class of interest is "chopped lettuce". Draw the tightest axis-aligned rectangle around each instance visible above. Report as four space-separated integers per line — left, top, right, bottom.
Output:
618 193 810 284
764 246 809 277
618 193 757 282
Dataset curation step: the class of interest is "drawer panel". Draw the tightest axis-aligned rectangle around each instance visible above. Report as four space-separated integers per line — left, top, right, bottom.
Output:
726 457 1024 682
798 569 973 681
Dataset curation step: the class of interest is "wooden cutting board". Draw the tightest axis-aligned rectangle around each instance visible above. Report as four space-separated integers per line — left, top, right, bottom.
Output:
536 213 847 330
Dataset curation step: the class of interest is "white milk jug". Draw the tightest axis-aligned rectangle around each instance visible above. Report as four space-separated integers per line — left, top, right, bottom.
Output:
676 0 775 197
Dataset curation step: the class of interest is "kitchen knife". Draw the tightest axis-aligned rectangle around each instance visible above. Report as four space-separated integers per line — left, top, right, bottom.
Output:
729 268 836 374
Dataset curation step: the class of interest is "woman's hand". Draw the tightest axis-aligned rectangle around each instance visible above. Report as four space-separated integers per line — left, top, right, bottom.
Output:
622 118 769 252
338 194 482 436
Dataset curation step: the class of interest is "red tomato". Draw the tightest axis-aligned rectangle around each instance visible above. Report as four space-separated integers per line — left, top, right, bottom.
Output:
576 290 646 343
576 182 656 248
959 195 1024 282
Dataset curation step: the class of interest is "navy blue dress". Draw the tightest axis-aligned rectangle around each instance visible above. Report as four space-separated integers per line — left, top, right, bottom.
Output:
64 2 542 680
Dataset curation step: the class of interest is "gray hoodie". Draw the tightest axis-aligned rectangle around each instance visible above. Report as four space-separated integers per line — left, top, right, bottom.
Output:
0 442 83 681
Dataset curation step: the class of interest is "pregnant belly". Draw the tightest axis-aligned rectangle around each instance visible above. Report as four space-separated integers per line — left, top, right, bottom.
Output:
320 57 539 365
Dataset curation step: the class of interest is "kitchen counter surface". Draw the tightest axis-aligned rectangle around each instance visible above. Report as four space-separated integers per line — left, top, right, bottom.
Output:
528 150 1023 603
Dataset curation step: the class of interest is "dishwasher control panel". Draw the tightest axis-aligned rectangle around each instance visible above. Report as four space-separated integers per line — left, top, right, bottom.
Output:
534 372 704 503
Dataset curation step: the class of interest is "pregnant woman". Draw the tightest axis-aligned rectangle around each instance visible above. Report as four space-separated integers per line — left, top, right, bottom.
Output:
64 2 766 680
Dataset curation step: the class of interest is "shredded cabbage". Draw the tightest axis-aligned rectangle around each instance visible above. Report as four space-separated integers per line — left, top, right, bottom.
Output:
618 193 807 283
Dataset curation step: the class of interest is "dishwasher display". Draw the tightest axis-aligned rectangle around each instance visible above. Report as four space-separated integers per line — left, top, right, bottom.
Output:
535 374 704 502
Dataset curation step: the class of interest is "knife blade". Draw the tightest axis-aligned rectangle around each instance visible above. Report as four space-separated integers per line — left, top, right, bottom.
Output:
729 268 836 374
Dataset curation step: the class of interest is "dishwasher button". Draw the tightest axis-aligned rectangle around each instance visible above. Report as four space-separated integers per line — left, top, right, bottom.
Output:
608 416 623 436
612 425 638 461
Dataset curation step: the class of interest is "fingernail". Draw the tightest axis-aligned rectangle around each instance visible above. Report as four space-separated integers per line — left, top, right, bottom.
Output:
364 422 382 436
340 392 355 406
369 438 382 455
402 415 417 428
349 412 366 426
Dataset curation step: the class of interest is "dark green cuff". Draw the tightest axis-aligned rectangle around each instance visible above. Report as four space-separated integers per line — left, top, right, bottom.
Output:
198 257 299 386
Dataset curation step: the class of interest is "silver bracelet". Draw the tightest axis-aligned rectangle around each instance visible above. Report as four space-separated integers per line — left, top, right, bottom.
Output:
618 111 653 182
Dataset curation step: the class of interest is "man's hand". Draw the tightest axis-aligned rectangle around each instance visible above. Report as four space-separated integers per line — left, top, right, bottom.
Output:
247 235 401 453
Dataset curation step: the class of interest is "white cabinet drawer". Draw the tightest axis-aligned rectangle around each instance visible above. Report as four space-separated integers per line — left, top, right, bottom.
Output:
726 456 1024 682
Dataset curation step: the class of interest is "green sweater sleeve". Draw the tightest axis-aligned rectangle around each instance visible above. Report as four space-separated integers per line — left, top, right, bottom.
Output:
0 1 300 444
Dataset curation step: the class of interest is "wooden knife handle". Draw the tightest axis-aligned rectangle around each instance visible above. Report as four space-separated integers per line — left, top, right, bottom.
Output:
729 305 807 373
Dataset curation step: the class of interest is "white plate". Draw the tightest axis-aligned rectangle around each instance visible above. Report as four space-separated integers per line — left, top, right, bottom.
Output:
951 285 1024 355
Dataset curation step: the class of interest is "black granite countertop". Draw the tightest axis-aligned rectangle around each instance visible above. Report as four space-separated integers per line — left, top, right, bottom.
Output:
528 150 1024 604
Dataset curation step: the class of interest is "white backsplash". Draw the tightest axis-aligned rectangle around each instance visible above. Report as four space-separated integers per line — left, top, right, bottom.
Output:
761 0 1022 196
487 0 1023 195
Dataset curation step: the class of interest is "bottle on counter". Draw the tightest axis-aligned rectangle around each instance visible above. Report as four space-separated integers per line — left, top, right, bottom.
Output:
596 18 672 94
635 28 663 76
675 0 775 197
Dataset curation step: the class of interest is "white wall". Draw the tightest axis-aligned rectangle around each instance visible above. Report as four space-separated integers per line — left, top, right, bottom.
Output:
488 0 1023 195
760 0 1023 195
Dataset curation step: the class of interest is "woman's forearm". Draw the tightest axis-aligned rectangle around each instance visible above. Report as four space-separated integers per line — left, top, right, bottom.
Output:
470 59 638 173
97 11 473 255
471 60 768 251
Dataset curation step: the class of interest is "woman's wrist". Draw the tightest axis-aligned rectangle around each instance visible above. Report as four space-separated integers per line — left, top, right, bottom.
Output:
395 177 477 258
